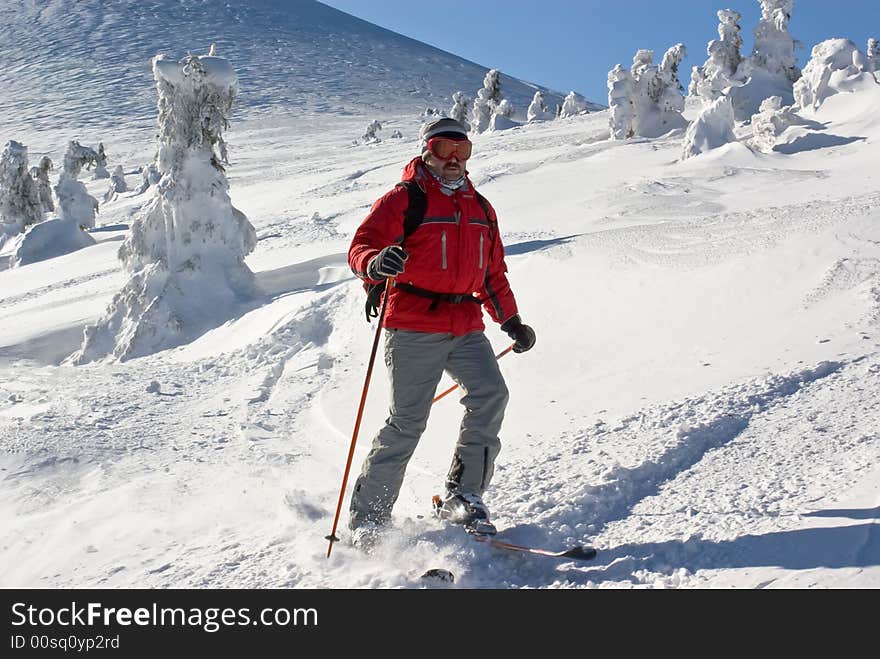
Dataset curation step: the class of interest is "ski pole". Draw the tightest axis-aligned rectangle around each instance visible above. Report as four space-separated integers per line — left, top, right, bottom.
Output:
431 343 516 404
326 277 392 558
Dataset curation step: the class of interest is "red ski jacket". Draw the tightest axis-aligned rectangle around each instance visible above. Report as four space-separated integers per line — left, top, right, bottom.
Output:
349 157 518 335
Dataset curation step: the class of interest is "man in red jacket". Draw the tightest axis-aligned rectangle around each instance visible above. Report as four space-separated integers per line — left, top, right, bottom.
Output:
347 117 535 549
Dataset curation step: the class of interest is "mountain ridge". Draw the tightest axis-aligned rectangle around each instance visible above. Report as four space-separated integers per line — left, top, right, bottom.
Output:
0 0 597 140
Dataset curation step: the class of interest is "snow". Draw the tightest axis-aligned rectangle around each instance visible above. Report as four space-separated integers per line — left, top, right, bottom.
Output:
1 2 880 590
681 95 737 159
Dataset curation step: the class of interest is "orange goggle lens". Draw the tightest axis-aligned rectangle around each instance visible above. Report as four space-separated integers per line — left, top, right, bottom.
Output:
427 137 472 160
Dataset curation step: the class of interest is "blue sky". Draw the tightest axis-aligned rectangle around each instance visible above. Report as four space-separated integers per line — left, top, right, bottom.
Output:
322 0 880 103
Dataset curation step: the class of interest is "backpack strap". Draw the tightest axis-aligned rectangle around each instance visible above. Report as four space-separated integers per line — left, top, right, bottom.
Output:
396 180 427 245
364 181 427 321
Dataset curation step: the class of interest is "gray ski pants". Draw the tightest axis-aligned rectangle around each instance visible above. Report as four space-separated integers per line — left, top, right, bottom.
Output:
349 329 509 530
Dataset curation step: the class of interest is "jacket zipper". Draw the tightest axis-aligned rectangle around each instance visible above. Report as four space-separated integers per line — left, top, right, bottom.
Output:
479 233 484 269
441 230 447 270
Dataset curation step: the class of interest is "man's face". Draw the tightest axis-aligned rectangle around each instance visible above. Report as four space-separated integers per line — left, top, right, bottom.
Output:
424 137 472 180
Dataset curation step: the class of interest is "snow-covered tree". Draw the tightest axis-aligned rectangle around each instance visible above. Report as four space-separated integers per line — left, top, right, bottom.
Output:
10 142 97 267
482 68 503 107
422 107 443 121
612 48 687 139
607 65 635 139
490 99 517 131
495 98 514 118
690 9 744 103
527 91 552 122
71 48 257 364
135 161 160 194
868 38 879 74
631 49 662 106
681 95 737 159
560 91 588 118
104 165 128 203
450 91 471 130
727 0 802 119
362 120 382 143
658 43 687 115
93 142 110 179
0 141 43 242
29 156 54 213
472 68 514 133
471 87 493 134
751 0 800 83
749 95 807 152
55 140 99 229
793 38 875 110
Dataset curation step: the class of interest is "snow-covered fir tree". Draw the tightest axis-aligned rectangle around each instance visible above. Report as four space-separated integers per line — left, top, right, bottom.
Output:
472 68 513 133
527 91 552 122
482 68 503 107
631 49 662 107
613 48 687 139
658 43 687 115
749 95 807 152
868 38 879 74
560 91 588 118
55 141 100 229
29 156 54 213
495 99 514 118
450 91 471 130
681 95 737 159
607 65 635 139
689 9 744 103
10 143 97 267
793 38 875 111
135 161 160 194
0 140 43 243
471 87 493 134
490 98 517 131
104 165 128 203
751 0 800 83
93 142 110 179
362 120 382 143
727 0 802 119
72 48 257 364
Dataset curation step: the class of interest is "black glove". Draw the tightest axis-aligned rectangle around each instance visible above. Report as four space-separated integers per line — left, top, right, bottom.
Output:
367 245 408 279
500 314 536 353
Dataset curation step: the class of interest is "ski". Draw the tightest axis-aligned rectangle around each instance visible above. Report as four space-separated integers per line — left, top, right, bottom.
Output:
470 534 597 561
431 494 597 562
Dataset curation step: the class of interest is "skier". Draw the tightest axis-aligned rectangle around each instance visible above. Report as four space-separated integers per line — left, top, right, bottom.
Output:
347 117 535 550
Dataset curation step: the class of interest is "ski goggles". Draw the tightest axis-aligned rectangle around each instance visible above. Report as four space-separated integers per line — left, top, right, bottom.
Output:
426 136 472 160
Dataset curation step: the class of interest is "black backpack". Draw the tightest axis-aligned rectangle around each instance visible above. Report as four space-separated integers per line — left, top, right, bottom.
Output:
363 180 494 321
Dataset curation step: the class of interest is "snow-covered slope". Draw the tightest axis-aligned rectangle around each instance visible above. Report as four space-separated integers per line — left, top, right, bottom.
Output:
1 3 879 589
0 0 579 151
